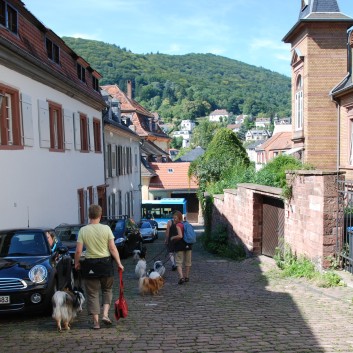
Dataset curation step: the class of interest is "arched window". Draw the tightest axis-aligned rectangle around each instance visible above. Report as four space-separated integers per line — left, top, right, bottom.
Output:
295 75 303 131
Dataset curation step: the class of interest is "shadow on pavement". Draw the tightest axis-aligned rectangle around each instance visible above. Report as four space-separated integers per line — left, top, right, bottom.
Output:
0 228 350 352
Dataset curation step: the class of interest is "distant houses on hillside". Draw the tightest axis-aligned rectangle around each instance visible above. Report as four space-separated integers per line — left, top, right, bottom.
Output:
209 109 230 122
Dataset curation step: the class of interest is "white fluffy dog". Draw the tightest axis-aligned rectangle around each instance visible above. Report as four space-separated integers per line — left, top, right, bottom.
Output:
52 289 85 332
149 270 163 279
153 260 166 277
135 259 147 278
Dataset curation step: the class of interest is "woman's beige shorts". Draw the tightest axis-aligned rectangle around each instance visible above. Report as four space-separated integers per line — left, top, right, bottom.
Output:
175 250 192 267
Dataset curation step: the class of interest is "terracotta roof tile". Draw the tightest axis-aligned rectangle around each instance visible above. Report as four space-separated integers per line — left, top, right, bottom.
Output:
149 162 198 190
101 84 170 141
256 132 292 151
0 3 104 109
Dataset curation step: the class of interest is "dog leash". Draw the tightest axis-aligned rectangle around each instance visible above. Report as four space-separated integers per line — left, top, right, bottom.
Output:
146 246 169 266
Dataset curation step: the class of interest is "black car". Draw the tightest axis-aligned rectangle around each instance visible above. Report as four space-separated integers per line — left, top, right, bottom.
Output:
0 228 73 314
103 217 143 258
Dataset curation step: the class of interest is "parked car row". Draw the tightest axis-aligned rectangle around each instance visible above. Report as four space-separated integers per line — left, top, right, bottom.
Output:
0 218 160 315
102 216 143 258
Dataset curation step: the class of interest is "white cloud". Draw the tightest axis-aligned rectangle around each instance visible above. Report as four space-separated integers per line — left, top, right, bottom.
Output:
250 38 289 52
65 32 102 41
275 53 291 62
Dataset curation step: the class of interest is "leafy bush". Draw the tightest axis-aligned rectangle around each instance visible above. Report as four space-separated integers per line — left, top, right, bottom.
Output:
253 155 314 188
202 224 246 261
274 245 345 288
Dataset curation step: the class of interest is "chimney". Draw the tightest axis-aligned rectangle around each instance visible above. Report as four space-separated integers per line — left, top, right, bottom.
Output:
127 80 132 99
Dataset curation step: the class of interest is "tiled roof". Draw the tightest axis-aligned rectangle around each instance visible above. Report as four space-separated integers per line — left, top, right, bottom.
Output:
246 140 265 150
0 2 105 110
101 84 170 141
210 109 229 116
283 0 353 43
331 75 353 96
103 115 140 139
300 0 340 20
174 147 205 162
141 140 170 158
101 84 153 117
227 123 242 129
141 158 157 178
149 162 198 190
256 132 292 152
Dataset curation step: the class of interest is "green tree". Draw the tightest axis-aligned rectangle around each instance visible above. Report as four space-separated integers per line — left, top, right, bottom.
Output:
191 119 221 149
170 136 183 149
190 128 250 192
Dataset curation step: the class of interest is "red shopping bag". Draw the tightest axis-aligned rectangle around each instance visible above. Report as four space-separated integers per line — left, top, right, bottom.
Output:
114 269 128 320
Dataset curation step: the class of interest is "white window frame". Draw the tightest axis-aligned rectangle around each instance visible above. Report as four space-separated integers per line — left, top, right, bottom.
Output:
350 119 353 165
295 75 303 131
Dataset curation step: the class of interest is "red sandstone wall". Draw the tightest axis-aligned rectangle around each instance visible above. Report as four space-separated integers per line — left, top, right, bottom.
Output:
212 171 343 269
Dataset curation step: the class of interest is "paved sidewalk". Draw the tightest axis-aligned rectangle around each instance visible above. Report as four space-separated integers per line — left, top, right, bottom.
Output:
1 230 353 353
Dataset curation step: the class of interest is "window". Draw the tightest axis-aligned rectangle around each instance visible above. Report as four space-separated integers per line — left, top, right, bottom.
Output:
0 1 18 34
92 76 99 92
110 192 116 217
48 101 64 150
79 113 89 151
46 38 60 64
295 75 303 131
349 119 353 165
301 0 309 10
78 189 85 224
117 145 122 176
0 86 21 148
107 144 112 177
118 190 122 216
77 63 86 82
93 118 101 152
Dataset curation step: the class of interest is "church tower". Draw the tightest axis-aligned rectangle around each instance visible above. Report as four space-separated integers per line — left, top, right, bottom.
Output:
283 0 353 169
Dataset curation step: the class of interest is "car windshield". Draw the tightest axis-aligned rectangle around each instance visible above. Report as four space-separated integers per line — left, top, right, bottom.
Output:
140 222 151 229
0 232 49 257
55 226 82 241
114 220 125 231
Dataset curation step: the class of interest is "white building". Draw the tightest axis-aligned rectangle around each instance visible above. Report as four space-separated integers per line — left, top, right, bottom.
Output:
101 91 142 221
0 2 106 228
172 130 192 148
180 119 195 131
209 109 230 122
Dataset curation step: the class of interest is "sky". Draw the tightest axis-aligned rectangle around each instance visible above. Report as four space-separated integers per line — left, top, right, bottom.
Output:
24 0 353 77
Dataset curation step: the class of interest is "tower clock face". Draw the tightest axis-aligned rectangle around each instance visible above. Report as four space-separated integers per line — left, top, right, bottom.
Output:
301 0 309 10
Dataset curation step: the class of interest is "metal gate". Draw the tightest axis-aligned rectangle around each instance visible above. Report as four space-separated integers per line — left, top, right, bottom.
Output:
337 179 353 273
262 196 285 257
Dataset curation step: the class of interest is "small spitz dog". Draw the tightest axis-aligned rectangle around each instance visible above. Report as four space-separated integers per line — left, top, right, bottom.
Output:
52 288 85 332
139 276 165 295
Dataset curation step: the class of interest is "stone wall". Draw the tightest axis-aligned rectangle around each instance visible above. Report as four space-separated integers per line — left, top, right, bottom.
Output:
212 171 344 269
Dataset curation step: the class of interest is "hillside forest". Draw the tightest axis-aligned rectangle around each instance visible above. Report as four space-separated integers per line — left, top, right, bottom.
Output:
62 37 291 125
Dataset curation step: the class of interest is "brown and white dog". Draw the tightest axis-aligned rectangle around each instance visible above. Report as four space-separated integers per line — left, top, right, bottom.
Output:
52 288 85 332
139 275 165 295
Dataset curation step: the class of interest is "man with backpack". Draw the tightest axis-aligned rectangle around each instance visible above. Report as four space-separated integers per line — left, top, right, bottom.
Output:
170 211 196 284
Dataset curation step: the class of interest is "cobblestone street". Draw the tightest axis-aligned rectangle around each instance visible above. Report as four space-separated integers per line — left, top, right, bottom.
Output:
1 228 353 353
